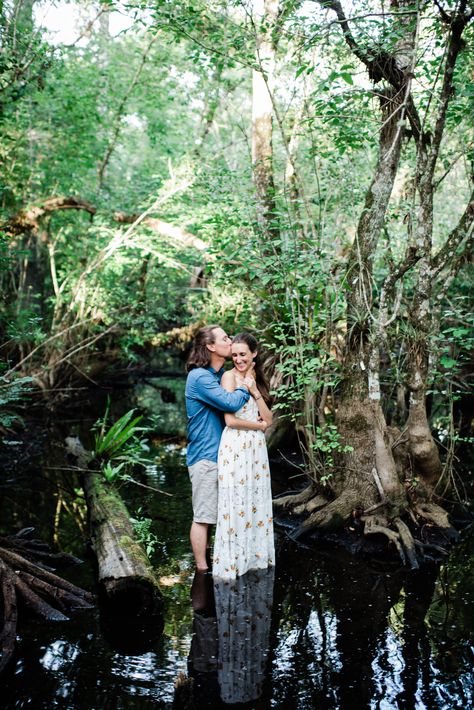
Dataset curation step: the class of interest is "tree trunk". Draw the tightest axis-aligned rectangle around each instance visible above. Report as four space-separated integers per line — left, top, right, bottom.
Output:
83 471 161 608
252 0 279 239
277 1 469 563
405 13 470 490
332 83 408 518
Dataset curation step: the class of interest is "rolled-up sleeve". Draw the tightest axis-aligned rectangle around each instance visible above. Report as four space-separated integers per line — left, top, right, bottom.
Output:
196 372 250 412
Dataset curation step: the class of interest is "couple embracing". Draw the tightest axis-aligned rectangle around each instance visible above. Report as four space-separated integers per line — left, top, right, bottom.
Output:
185 325 275 580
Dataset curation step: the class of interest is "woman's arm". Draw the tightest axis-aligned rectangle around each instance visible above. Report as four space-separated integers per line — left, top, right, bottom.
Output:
234 373 273 427
221 370 267 432
224 412 268 431
252 389 273 427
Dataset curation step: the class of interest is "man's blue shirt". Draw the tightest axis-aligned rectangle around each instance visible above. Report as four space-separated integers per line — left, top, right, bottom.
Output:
185 366 250 466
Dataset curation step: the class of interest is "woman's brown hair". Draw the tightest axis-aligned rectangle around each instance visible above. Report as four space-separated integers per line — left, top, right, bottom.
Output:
232 332 271 406
186 324 220 372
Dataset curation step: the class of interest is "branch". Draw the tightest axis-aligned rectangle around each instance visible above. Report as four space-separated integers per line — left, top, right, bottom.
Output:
316 0 369 65
65 6 109 47
434 144 474 188
314 0 422 139
434 230 473 303
2 311 127 378
433 0 452 24
2 197 96 237
431 186 474 276
383 245 421 303
427 8 471 178
114 213 209 252
2 196 209 252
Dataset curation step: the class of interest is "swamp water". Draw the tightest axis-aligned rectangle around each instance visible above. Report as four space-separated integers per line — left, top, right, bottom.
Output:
0 382 473 709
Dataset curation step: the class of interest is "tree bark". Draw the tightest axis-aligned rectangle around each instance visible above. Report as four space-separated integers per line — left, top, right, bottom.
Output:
406 7 471 489
252 0 279 239
83 471 161 607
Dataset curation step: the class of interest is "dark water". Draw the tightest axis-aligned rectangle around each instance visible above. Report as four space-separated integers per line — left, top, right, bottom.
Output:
0 390 473 709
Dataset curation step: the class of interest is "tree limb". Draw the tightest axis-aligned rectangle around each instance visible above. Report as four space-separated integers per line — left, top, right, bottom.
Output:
3 197 96 237
314 0 423 139
431 187 474 276
2 197 209 253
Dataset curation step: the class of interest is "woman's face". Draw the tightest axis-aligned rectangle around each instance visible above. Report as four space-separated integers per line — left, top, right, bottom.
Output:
231 341 256 374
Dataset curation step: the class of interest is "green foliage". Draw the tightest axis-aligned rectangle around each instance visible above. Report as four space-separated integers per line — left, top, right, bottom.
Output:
1 0 472 485
130 507 160 557
0 372 33 428
93 402 150 474
101 460 128 483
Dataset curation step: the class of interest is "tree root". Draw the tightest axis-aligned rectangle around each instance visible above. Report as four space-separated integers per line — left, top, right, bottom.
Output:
287 491 358 541
414 502 453 531
0 531 83 569
393 518 419 569
0 559 17 675
0 530 94 675
363 514 419 569
363 514 406 563
275 463 458 567
273 483 317 512
293 494 329 516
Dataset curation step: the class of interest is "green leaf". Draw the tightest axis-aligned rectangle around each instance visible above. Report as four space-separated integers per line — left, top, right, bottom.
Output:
341 72 354 85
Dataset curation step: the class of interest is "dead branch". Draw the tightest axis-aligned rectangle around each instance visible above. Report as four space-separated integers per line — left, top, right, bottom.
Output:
0 531 94 676
2 197 209 254
114 213 209 252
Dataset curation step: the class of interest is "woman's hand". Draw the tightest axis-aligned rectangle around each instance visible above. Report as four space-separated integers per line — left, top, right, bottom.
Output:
247 380 260 397
235 366 257 394
259 420 268 432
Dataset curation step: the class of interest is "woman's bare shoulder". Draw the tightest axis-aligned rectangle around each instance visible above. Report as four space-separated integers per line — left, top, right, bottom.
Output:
222 369 239 392
221 368 236 385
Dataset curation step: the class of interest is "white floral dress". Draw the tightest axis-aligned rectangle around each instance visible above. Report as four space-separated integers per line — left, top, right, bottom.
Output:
213 397 275 580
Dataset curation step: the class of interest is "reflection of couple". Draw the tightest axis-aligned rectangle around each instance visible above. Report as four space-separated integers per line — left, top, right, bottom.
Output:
188 566 274 707
185 325 275 579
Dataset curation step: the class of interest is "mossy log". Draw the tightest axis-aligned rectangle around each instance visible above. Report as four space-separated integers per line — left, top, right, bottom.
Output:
83 471 162 609
66 437 162 612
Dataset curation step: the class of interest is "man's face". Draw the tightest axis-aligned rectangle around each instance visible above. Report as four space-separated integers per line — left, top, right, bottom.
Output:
207 327 232 358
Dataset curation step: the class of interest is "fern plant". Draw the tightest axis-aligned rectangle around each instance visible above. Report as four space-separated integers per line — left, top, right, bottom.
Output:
0 375 34 428
93 401 150 480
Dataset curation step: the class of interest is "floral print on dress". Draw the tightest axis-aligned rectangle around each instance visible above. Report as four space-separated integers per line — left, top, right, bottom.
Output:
213 397 275 580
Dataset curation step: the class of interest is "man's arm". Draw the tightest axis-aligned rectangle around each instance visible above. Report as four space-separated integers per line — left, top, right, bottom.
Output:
194 371 250 412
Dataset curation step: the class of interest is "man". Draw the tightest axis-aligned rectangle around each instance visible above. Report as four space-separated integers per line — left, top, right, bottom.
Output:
185 325 252 571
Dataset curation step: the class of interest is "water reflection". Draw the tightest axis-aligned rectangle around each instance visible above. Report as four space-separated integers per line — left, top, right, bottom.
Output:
269 537 473 709
2 432 473 709
40 639 80 672
184 567 274 708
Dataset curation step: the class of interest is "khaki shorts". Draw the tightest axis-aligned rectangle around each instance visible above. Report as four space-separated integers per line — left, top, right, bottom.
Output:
188 459 218 524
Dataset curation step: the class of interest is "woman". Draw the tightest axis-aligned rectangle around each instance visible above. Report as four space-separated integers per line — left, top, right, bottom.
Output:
212 333 275 580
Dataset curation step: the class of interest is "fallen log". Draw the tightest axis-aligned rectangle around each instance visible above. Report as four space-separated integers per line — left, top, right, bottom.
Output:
0 529 94 675
65 437 163 613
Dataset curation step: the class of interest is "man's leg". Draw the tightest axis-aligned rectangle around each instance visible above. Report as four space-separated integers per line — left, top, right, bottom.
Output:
188 459 218 571
190 521 210 571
